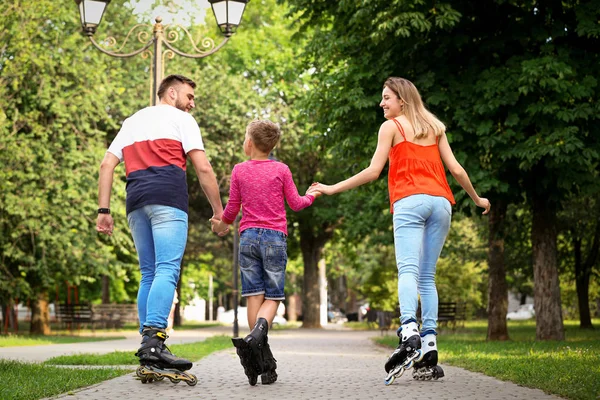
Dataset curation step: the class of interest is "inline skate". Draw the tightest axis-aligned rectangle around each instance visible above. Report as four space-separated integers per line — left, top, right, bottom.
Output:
412 333 444 380
260 335 278 385
384 321 423 385
135 327 197 386
232 317 277 385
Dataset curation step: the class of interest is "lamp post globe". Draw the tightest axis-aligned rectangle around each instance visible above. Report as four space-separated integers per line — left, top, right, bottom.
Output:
208 0 249 37
74 0 111 36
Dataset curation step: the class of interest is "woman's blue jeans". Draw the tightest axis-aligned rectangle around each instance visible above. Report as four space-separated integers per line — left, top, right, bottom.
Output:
392 194 451 334
127 205 188 333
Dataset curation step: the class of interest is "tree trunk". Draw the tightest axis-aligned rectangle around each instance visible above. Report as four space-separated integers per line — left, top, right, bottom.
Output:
520 293 527 305
574 215 599 329
287 293 298 322
299 225 332 328
30 290 50 335
287 273 298 322
301 239 322 328
101 275 110 304
531 196 564 340
487 200 509 341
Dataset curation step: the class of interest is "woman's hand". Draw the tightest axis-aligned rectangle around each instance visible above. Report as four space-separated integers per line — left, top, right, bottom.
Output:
475 197 491 215
311 182 336 196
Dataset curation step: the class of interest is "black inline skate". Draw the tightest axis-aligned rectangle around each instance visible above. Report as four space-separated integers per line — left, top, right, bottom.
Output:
260 335 278 385
384 321 423 385
412 333 444 381
135 327 197 386
232 317 277 385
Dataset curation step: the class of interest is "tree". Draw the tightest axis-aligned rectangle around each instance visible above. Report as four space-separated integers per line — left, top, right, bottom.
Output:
0 0 143 333
178 0 342 328
286 0 600 340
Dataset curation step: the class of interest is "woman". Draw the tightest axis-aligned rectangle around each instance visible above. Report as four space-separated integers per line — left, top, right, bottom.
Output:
313 77 490 381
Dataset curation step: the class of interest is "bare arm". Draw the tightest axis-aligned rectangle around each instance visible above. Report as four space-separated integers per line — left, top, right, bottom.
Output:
438 132 490 214
96 152 120 235
315 121 395 195
188 149 224 219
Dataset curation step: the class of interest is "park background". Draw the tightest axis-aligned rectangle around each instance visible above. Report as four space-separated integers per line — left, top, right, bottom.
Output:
0 0 599 346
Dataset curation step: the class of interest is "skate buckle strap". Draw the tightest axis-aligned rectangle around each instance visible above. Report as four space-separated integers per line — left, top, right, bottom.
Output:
157 332 167 339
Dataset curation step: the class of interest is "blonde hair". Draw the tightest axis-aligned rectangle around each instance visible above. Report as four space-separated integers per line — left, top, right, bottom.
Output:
246 119 281 153
383 77 445 139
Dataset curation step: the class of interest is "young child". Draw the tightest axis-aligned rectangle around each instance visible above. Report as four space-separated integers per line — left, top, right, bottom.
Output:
212 119 319 386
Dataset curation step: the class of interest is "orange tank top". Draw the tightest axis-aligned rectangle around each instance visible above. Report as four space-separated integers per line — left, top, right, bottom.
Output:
388 119 455 212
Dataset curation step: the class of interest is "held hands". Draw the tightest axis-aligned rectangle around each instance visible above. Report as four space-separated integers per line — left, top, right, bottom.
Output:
310 182 335 196
96 214 114 236
475 197 491 215
210 217 230 236
305 185 322 198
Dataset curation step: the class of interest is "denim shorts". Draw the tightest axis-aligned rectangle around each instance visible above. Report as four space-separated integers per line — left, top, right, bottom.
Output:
239 228 287 300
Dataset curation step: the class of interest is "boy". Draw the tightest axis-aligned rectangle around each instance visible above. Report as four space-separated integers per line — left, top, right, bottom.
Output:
212 120 319 385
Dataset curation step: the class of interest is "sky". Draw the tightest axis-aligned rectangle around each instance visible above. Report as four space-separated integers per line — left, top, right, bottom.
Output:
126 0 211 26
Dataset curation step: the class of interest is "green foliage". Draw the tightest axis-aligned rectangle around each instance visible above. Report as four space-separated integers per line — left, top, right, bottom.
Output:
0 0 143 305
327 214 488 313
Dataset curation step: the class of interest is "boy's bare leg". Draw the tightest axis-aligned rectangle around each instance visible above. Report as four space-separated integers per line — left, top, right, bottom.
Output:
246 294 265 328
247 296 280 327
257 300 280 326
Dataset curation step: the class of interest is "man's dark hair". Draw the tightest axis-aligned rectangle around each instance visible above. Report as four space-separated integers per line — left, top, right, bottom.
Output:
157 74 196 99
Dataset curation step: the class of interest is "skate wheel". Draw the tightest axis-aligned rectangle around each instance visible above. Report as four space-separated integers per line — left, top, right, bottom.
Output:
384 375 396 386
405 360 414 370
140 378 147 384
155 375 165 381
168 377 180 384
186 376 198 386
136 366 145 379
415 349 424 362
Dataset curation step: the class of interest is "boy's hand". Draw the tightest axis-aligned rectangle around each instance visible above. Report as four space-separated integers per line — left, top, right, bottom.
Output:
210 217 231 236
306 186 322 198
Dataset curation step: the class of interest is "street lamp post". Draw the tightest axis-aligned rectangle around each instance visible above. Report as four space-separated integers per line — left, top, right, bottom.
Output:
232 216 240 337
75 0 249 336
75 0 249 105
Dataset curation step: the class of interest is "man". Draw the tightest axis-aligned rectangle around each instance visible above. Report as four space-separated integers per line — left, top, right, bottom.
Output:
96 74 223 378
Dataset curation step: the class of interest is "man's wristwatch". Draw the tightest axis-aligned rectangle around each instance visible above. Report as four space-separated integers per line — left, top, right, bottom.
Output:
97 208 111 214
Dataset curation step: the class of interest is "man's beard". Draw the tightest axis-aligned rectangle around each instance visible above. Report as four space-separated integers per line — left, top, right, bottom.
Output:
175 99 190 113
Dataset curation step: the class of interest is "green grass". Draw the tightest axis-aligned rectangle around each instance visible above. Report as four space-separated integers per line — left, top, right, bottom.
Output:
179 321 223 329
2 335 233 400
0 360 131 400
272 321 302 330
375 319 600 400
45 335 232 365
0 335 125 347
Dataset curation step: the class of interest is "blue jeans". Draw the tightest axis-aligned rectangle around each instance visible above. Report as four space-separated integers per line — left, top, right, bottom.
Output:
239 228 287 300
392 194 451 334
127 205 188 332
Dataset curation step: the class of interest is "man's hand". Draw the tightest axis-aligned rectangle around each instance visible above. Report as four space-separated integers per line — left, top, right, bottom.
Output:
210 217 230 236
96 214 114 236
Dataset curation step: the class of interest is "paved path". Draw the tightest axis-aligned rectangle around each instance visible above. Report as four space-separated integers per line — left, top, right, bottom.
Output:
6 326 562 400
1 328 220 363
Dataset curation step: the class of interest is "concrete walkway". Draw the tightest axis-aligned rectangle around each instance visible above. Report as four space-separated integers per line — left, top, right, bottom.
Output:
2 328 219 363
2 326 563 400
